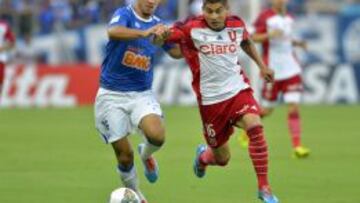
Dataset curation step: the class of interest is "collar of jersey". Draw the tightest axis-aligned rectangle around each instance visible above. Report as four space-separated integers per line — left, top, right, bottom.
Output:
129 5 154 23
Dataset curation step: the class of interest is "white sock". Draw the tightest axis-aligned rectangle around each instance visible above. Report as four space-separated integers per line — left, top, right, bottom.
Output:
117 165 138 191
117 165 146 201
140 142 161 161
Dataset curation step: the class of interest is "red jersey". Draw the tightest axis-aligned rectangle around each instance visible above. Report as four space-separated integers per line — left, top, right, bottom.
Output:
253 9 301 80
167 15 252 105
0 20 15 63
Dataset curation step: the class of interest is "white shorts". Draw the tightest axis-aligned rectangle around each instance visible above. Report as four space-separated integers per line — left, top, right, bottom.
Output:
94 88 163 144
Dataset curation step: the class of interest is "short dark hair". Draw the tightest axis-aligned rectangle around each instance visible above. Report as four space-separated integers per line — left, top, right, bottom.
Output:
203 0 228 6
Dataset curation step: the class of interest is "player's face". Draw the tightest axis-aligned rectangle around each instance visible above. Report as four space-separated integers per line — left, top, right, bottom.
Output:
272 0 289 8
203 2 228 31
137 0 161 17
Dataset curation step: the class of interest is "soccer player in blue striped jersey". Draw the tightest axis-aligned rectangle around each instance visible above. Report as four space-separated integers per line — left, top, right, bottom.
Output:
94 1 181 202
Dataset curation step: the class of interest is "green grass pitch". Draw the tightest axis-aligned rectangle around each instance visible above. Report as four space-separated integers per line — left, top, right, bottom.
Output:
1 105 359 203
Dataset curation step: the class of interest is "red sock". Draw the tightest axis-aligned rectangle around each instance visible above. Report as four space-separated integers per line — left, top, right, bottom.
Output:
247 126 269 189
199 148 217 168
0 63 4 87
0 63 4 96
288 111 301 148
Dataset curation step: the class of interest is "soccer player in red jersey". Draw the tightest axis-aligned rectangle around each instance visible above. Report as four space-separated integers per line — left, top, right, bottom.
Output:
0 20 15 95
249 0 310 158
157 0 279 202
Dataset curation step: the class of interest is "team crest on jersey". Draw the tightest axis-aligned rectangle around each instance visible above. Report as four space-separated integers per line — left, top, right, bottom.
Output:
110 15 120 24
228 30 237 42
134 22 141 28
122 51 151 71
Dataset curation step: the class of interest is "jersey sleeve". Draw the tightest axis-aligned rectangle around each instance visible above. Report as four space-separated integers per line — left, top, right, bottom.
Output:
253 13 267 34
165 21 187 44
243 27 250 40
108 8 130 27
239 18 250 40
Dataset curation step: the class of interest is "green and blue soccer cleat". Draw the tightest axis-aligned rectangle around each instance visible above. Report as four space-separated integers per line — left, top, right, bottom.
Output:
193 144 207 178
258 187 279 203
138 143 159 183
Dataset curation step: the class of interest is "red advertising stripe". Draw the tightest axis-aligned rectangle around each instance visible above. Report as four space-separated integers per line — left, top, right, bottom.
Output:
37 64 100 105
1 64 100 107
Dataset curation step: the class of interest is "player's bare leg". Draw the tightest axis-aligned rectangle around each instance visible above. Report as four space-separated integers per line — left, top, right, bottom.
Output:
288 103 310 158
193 142 230 178
138 114 165 183
236 113 278 203
111 137 147 202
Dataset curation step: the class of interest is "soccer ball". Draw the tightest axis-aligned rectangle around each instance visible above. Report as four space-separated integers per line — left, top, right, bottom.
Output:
109 187 140 203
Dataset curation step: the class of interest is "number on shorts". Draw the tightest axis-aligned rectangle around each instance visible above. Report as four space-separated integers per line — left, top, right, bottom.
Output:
205 123 216 138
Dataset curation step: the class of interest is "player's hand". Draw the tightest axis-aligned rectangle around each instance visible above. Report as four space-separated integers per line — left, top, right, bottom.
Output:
152 25 170 46
268 29 283 39
260 67 274 83
152 34 166 46
143 24 165 38
154 25 169 36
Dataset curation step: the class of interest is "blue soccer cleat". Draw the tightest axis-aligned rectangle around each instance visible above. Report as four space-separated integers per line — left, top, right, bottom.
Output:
258 187 279 203
138 143 159 183
193 144 207 178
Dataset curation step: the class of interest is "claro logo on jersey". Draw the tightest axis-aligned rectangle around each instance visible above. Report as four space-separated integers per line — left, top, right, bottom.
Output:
199 43 237 55
122 50 151 71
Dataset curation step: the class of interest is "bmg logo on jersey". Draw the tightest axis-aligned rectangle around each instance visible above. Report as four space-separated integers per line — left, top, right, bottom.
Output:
122 50 151 71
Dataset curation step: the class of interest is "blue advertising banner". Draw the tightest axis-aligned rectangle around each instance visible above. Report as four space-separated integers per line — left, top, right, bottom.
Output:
337 7 360 64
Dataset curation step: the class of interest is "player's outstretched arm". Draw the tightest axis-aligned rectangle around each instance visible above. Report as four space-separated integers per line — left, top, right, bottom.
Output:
241 39 274 83
107 24 165 41
152 26 184 59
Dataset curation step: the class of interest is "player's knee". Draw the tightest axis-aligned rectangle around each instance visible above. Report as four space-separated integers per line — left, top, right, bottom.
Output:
288 104 299 115
147 135 165 147
115 150 134 166
145 126 165 147
242 114 262 130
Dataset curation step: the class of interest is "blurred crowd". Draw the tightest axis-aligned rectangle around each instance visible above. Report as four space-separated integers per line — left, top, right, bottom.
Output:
0 0 179 64
1 0 359 38
0 0 359 65
0 0 178 38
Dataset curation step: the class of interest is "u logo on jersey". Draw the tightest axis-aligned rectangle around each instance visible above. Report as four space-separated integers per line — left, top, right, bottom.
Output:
228 31 237 42
122 51 151 71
